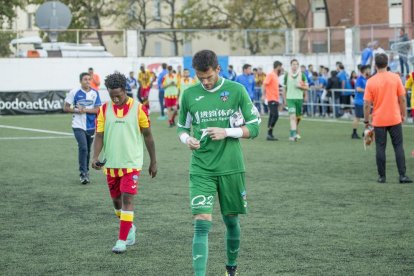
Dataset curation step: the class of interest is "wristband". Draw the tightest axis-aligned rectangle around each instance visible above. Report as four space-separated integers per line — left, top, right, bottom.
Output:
225 128 243 138
364 120 369 124
179 132 190 144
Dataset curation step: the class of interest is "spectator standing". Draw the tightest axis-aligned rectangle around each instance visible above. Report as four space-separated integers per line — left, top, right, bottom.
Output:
126 71 138 98
372 41 386 70
326 70 342 117
236 64 255 100
398 27 410 76
157 63 168 120
389 53 399 73
88 67 101 91
364 53 412 184
254 67 266 114
227 65 237 81
350 71 358 89
360 43 373 66
138 64 152 110
263 61 282 141
309 71 327 116
64 72 101 184
337 64 353 119
352 65 370 139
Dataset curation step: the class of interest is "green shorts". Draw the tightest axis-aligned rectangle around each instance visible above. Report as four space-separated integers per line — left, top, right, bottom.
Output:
189 173 247 215
286 99 303 117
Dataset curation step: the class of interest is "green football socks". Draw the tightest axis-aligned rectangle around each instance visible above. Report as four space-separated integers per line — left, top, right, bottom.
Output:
192 219 212 276
223 215 241 267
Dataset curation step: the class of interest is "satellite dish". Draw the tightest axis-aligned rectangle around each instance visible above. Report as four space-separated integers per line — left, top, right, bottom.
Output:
35 1 72 43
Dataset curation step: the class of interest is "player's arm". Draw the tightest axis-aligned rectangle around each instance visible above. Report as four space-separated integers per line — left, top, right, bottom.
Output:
356 79 364 93
80 106 100 114
91 131 104 170
363 81 373 125
141 127 157 178
64 102 81 113
177 93 200 150
397 81 407 122
63 90 79 113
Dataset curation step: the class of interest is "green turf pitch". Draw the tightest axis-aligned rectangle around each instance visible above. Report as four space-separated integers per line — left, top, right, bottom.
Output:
0 114 413 275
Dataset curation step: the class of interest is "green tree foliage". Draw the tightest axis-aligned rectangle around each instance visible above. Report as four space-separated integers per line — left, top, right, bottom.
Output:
0 0 25 57
116 0 154 56
180 0 295 55
29 0 121 49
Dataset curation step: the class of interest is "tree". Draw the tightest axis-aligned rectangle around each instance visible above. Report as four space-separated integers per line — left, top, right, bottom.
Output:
29 0 120 50
160 0 180 56
179 0 295 55
0 0 25 25
0 0 26 57
117 0 154 56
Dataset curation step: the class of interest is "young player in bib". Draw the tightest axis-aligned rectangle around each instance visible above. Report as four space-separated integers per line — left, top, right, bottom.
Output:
92 72 157 253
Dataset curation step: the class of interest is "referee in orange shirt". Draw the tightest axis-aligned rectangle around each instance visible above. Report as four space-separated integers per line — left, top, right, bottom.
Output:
263 61 283 141
364 53 412 184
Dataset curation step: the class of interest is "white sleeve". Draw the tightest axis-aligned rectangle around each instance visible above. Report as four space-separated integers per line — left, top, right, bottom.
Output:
65 89 76 105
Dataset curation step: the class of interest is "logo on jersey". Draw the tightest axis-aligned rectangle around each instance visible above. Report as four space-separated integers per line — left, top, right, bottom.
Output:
220 91 230 102
241 191 247 208
195 96 204 101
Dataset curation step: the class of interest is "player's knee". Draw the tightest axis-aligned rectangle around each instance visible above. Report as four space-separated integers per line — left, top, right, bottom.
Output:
121 193 134 208
223 215 239 227
194 214 212 221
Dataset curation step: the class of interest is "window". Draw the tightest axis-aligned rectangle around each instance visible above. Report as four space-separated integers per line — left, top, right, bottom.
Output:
154 41 162 56
153 0 161 21
312 0 326 28
388 0 402 25
27 13 33 29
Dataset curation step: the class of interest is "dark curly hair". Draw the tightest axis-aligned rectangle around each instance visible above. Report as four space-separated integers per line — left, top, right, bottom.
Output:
192 50 218 72
104 72 127 90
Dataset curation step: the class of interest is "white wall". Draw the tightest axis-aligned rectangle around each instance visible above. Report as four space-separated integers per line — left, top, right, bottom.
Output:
0 54 360 112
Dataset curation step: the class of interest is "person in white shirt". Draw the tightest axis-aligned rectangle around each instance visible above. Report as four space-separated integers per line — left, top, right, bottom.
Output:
64 72 101 184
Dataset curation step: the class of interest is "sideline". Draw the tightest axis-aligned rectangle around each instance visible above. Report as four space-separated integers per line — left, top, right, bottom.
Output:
0 136 73 140
0 124 72 136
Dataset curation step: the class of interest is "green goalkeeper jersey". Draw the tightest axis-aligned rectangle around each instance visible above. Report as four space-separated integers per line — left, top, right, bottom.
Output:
177 78 260 176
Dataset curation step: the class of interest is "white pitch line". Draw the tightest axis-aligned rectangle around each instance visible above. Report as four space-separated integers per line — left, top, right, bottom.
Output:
0 124 72 136
0 136 73 140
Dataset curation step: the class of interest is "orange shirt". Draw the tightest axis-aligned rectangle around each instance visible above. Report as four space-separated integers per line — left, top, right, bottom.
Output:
90 73 100 90
96 97 150 176
364 71 405 127
263 71 279 102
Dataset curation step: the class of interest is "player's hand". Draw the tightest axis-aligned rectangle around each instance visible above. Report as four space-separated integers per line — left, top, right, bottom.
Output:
91 158 103 170
206 127 227 140
186 137 200 150
401 115 406 122
148 161 157 178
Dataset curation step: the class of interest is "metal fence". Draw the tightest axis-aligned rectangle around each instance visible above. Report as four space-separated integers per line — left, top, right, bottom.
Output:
273 88 412 119
1 22 414 57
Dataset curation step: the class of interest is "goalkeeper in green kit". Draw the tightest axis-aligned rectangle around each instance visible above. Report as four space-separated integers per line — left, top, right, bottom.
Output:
177 50 260 276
